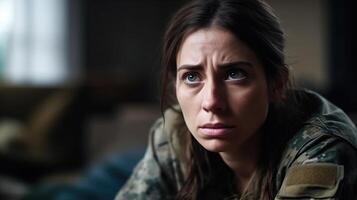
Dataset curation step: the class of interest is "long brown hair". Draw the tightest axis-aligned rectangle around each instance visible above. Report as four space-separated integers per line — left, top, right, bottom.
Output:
160 0 304 199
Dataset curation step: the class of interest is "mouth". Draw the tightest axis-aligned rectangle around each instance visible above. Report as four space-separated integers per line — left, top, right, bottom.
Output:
198 123 235 137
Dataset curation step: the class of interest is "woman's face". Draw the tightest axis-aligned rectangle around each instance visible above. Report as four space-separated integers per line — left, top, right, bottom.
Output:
176 27 270 153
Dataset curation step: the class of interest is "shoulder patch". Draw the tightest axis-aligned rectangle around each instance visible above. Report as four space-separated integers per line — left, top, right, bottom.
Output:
276 163 344 199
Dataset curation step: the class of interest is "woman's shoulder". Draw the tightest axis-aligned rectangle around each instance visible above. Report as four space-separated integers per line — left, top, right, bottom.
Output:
291 89 357 149
279 117 357 169
276 125 357 199
149 106 186 150
275 90 357 198
279 90 357 165
277 90 357 164
148 106 187 182
115 107 186 200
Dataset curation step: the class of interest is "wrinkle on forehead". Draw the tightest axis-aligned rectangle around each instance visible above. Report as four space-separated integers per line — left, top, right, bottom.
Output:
176 27 259 68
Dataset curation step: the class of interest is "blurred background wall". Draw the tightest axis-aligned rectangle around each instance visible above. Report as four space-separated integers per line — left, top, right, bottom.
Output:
268 0 357 113
0 0 356 198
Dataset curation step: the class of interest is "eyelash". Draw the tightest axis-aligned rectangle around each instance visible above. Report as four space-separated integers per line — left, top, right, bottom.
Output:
225 68 247 81
180 68 248 85
182 71 201 84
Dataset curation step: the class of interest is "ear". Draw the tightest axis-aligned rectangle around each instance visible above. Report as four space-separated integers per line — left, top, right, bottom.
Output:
269 66 289 102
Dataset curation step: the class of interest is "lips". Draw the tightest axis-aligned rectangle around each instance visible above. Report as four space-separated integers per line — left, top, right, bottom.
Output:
198 123 235 137
200 123 235 129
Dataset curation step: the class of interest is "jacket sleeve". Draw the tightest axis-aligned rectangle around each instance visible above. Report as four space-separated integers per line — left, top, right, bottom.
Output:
115 118 177 200
275 135 357 200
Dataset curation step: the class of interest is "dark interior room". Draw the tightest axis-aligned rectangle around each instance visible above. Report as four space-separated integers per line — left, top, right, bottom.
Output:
0 0 355 199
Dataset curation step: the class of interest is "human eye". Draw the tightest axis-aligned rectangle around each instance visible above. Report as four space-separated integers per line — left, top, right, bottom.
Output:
182 71 201 84
225 68 247 81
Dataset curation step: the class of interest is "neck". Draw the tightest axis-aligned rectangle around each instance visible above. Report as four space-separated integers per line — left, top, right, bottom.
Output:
219 133 261 194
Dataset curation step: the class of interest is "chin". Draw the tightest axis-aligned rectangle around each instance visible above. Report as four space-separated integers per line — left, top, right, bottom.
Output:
200 139 231 153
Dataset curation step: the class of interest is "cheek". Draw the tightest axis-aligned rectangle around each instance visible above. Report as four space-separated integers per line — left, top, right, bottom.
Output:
176 86 200 135
231 85 269 126
176 86 193 123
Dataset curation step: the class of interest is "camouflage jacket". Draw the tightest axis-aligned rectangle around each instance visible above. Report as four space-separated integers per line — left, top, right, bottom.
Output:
115 91 357 199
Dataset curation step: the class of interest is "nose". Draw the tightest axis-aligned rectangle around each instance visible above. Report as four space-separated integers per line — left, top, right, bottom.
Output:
201 80 226 112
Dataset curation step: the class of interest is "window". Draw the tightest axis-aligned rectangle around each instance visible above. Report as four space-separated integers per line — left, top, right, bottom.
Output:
0 0 80 86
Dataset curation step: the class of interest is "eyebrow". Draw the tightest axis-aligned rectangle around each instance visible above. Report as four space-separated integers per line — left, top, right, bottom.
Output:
177 64 202 72
219 61 253 69
177 61 253 72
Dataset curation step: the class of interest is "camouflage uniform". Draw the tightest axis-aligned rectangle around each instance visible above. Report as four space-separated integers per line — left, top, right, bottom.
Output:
115 90 357 199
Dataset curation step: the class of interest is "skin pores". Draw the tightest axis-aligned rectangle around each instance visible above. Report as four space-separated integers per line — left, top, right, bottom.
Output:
175 27 270 159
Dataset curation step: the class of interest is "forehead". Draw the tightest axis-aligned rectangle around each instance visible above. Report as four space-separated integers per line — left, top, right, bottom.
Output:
177 27 258 64
183 28 236 47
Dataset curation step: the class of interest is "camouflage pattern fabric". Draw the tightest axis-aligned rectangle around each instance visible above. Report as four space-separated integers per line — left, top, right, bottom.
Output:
115 90 357 199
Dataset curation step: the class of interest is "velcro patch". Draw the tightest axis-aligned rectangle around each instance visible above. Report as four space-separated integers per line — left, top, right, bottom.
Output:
276 163 344 199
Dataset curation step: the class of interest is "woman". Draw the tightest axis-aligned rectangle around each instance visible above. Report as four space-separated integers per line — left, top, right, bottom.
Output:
116 0 357 199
